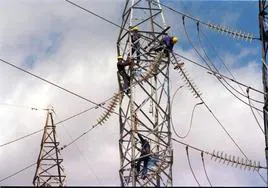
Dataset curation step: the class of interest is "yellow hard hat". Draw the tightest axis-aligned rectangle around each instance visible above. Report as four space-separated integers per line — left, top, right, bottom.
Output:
117 55 123 60
131 26 139 31
172 36 178 44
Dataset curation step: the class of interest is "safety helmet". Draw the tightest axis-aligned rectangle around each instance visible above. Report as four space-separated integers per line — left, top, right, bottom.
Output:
131 26 139 31
117 55 123 60
172 36 178 44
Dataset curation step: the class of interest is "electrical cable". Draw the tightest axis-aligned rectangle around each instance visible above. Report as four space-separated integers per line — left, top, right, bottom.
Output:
170 84 203 138
195 23 265 134
201 151 212 187
198 28 264 105
0 103 47 111
0 162 36 183
199 27 264 121
182 17 263 113
61 123 102 185
186 146 201 186
246 88 264 134
150 0 259 41
0 104 99 148
181 18 268 184
174 51 266 96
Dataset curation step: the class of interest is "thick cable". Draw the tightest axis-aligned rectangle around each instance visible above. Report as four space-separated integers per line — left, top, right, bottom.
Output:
246 88 264 134
182 18 263 113
149 0 259 40
61 123 102 185
186 146 201 186
170 85 203 138
201 152 212 187
174 52 265 96
0 105 99 148
0 162 36 183
195 23 265 134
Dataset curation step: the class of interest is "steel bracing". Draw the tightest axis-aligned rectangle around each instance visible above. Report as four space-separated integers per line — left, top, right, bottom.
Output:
33 110 66 186
117 0 173 186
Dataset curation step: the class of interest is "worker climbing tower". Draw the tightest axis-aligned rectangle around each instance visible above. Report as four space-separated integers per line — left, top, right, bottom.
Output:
33 108 66 186
117 0 173 186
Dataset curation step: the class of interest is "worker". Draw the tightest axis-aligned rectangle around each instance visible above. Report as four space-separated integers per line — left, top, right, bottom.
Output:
117 55 133 94
135 133 151 180
130 26 141 64
153 35 178 58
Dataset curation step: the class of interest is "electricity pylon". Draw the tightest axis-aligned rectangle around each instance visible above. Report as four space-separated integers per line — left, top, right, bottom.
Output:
33 109 66 186
117 0 173 186
259 0 268 185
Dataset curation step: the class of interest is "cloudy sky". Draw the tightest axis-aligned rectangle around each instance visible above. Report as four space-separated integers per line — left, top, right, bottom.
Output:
0 0 266 186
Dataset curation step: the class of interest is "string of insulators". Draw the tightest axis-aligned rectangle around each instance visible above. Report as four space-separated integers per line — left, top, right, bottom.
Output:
171 58 202 98
211 150 261 171
96 92 121 125
138 52 164 82
207 22 254 42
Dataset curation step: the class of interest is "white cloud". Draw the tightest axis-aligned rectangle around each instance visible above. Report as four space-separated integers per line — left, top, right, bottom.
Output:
0 0 266 187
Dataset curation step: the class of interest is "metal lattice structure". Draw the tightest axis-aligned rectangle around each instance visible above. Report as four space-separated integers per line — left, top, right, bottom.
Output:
33 109 66 186
259 0 268 185
117 0 173 186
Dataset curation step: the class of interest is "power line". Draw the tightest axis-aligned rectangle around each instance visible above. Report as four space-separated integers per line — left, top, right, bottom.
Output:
64 0 123 29
0 162 36 183
170 84 203 138
173 52 265 96
60 122 102 185
0 103 47 111
151 0 258 41
182 16 263 113
186 146 201 186
0 105 99 148
201 152 212 187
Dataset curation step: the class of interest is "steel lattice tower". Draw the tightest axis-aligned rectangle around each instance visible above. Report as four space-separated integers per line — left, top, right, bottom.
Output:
33 109 66 186
259 0 268 185
117 0 173 186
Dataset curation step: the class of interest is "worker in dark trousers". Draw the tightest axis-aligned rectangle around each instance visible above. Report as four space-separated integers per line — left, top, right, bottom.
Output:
117 55 133 94
135 133 151 179
153 35 178 58
130 26 141 64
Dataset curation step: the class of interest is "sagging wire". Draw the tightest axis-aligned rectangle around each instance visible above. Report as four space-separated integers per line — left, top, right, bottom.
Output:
149 0 257 42
61 123 102 185
186 146 201 186
173 52 265 97
196 23 265 135
201 151 212 187
199 27 264 121
198 27 264 105
182 16 263 113
181 17 267 184
172 138 267 170
197 25 264 105
0 103 47 111
246 87 264 134
170 84 203 138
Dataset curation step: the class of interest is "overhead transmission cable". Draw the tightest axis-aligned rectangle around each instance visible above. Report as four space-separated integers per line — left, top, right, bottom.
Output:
0 104 100 148
170 85 203 138
181 16 267 184
195 24 265 135
150 0 258 41
62 0 265 98
201 151 212 187
182 17 263 113
186 146 201 186
199 27 264 121
59 117 102 185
